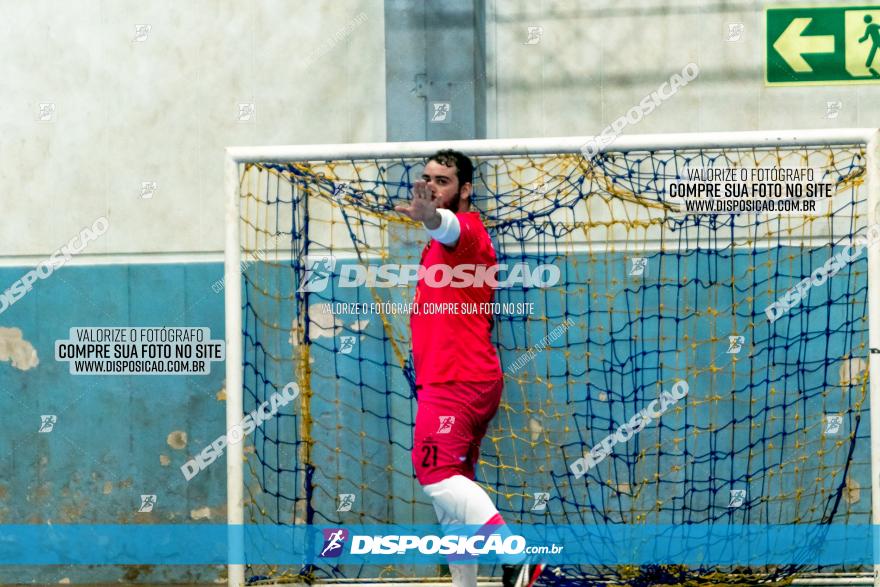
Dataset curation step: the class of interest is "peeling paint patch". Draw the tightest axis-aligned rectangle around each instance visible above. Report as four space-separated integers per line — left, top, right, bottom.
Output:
58 578 70 584
159 454 170 466
528 418 543 442
308 304 344 341
0 485 7 499
33 484 51 500
121 565 154 582
350 318 370 332
844 475 861 504
216 387 226 401
59 502 85 522
166 430 187 450
103 481 113 495
191 506 212 520
310 304 343 337
840 357 867 387
0 327 39 370
214 564 228 584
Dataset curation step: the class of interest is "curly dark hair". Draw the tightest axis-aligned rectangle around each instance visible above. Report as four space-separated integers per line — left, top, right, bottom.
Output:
427 149 474 187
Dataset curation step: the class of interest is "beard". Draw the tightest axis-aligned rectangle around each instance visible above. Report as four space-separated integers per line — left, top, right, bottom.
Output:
447 191 461 213
433 189 463 213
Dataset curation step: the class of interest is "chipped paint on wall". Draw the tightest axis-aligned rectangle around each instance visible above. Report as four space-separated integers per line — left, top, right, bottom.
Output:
350 318 370 332
0 327 38 370
166 431 187 450
190 506 212 520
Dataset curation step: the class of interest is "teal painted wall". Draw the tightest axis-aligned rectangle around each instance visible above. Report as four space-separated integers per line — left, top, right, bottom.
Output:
0 262 228 584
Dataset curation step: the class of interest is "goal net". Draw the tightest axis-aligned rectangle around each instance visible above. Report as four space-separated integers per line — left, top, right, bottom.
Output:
224 129 880 586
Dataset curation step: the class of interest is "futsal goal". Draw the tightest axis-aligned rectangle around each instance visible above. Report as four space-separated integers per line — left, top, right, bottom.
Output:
224 128 880 587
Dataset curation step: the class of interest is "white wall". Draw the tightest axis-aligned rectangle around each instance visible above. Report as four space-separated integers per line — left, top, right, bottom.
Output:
487 0 879 139
5 0 877 258
0 0 386 257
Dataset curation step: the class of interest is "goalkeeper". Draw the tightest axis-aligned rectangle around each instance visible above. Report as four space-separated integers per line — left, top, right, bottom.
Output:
395 150 543 587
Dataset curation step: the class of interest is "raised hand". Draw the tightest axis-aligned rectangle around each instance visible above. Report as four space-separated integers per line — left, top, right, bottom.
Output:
395 180 439 225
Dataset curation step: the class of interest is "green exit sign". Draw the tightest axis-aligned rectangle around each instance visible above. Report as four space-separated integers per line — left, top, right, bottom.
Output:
766 5 880 85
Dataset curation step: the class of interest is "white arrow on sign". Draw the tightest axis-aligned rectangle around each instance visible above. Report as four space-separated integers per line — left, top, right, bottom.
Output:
773 17 835 73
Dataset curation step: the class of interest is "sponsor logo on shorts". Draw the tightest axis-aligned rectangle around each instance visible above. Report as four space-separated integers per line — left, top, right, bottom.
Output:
437 416 455 434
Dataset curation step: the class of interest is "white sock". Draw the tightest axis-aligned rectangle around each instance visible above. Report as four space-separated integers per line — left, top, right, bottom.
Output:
424 475 510 585
424 474 522 560
423 474 500 526
449 563 479 587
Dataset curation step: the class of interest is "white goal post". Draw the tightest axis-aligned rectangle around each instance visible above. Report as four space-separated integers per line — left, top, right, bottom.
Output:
224 128 880 587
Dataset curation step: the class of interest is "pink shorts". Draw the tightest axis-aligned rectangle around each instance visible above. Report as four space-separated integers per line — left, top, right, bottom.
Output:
412 379 504 486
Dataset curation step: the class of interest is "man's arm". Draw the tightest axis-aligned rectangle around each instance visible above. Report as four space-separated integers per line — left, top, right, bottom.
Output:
425 209 460 247
423 210 442 230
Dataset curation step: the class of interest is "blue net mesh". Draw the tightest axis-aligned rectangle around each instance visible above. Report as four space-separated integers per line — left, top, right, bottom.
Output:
236 144 870 585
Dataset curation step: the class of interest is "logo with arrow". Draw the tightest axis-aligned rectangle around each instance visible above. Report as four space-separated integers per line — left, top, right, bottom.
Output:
767 7 880 85
773 17 835 74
